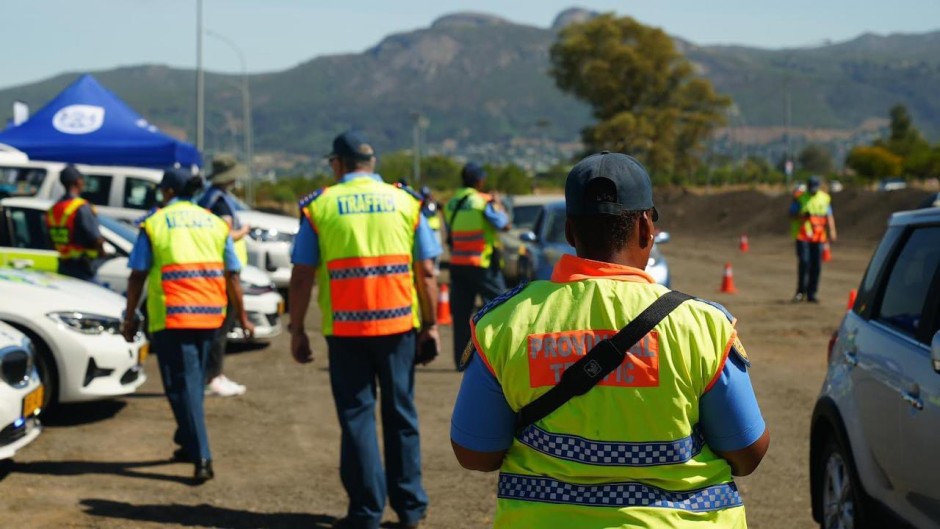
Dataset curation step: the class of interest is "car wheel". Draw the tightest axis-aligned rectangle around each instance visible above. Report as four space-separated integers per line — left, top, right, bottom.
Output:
818 437 871 529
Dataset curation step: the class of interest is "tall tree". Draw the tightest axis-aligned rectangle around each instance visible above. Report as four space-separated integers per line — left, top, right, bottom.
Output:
549 14 730 177
798 144 833 175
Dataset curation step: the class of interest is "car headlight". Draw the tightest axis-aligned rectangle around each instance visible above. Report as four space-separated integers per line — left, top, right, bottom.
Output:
47 312 122 335
248 227 294 243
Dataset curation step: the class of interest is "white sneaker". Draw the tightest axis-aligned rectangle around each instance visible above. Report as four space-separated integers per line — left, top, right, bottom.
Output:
219 374 246 395
206 375 243 397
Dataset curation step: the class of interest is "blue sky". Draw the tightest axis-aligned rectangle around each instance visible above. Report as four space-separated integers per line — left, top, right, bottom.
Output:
6 0 939 89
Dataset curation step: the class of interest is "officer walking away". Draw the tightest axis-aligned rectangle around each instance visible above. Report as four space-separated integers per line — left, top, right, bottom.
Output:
198 154 251 397
445 162 510 370
289 131 441 529
121 169 254 484
789 175 837 303
450 152 769 528
46 164 107 281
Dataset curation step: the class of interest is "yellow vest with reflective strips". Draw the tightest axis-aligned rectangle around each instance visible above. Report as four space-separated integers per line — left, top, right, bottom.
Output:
796 191 831 243
46 197 99 260
472 273 746 528
142 201 231 333
302 176 422 337
445 188 498 268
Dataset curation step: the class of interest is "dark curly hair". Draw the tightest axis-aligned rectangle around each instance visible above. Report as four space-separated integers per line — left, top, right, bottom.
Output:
568 178 643 261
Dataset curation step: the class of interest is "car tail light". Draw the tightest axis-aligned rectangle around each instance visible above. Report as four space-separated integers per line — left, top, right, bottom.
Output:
827 331 839 364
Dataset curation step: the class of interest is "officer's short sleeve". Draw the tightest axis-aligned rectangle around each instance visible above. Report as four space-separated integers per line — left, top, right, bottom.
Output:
450 350 516 452
290 217 319 267
72 204 101 247
483 203 509 230
699 347 765 452
211 199 234 219
222 235 241 273
127 231 153 271
414 215 442 261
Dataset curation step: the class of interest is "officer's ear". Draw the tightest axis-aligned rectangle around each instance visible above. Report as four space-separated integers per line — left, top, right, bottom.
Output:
637 211 653 250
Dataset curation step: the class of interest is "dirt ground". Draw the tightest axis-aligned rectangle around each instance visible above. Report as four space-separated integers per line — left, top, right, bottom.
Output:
0 188 932 528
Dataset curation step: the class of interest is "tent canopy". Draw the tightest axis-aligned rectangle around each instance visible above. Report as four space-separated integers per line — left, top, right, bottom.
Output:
0 74 201 168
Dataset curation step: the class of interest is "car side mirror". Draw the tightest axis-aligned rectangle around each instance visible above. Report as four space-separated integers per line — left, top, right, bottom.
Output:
931 331 940 374
519 231 538 243
654 231 671 244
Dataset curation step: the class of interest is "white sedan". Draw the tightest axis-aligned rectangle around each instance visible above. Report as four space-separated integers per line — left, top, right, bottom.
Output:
0 321 43 460
0 268 147 410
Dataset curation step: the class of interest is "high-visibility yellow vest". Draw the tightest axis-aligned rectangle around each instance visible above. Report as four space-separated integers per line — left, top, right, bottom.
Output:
472 255 746 528
796 191 831 243
445 188 498 268
46 197 99 260
301 175 422 337
141 201 231 333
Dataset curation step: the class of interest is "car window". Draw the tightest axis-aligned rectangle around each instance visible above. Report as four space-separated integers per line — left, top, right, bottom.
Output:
875 226 940 341
544 210 567 244
123 177 158 209
7 208 51 250
512 205 542 230
0 166 47 196
81 174 113 205
855 226 902 317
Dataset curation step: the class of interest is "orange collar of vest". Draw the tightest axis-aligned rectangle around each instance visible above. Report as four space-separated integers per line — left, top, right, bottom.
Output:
550 254 655 284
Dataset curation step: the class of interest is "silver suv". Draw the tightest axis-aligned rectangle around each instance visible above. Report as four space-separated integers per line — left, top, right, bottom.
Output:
810 207 940 529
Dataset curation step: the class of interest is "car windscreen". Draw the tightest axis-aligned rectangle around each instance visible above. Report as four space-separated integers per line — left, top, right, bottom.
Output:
512 205 542 230
99 215 139 244
544 209 568 244
0 166 47 196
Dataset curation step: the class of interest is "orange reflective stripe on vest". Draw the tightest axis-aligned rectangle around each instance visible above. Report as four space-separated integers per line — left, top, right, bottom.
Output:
161 262 227 329
451 229 486 266
46 198 98 259
327 254 414 336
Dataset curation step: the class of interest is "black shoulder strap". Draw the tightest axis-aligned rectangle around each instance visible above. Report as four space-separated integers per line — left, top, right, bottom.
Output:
514 290 693 435
446 193 474 248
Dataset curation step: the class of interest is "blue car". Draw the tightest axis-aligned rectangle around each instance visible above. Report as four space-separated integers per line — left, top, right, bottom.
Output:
517 201 671 286
810 206 940 529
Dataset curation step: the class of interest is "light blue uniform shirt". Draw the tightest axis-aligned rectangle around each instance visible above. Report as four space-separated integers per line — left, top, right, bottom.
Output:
128 198 242 273
290 172 443 267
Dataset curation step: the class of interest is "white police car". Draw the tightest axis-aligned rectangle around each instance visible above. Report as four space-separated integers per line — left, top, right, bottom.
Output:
0 321 43 460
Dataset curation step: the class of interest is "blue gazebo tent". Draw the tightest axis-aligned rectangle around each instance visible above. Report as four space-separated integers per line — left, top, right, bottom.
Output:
0 74 201 168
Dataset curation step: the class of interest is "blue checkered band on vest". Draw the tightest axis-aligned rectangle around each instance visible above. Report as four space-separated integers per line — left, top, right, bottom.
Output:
333 305 412 322
328 264 410 281
166 306 225 315
472 281 528 324
498 473 742 511
161 269 225 281
516 425 705 467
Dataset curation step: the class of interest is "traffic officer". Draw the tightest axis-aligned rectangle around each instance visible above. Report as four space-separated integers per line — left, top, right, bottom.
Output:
46 164 106 281
289 131 441 529
450 152 769 528
198 154 251 397
121 168 254 484
789 175 837 303
445 162 510 369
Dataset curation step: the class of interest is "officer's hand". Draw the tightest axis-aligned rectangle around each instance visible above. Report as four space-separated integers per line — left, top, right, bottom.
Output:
121 319 137 343
240 314 256 341
291 330 314 364
416 325 440 366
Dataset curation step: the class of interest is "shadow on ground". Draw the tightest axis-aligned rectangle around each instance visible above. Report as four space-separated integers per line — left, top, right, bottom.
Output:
42 400 127 427
13 459 194 485
80 499 337 528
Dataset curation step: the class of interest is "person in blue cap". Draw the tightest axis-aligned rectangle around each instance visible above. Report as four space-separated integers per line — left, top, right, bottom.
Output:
444 162 510 370
789 175 837 302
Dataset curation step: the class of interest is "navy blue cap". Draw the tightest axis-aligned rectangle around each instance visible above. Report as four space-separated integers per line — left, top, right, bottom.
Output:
327 130 375 161
807 175 821 191
565 152 655 216
159 168 190 194
59 164 83 187
461 162 487 186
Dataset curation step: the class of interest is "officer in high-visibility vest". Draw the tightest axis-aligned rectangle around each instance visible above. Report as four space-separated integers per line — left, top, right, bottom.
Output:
121 168 254 484
789 175 837 303
289 131 441 529
450 152 769 528
197 154 250 397
445 162 510 370
46 165 106 281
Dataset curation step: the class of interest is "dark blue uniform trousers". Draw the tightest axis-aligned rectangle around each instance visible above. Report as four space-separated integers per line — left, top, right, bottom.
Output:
450 264 506 368
326 331 428 529
152 329 214 462
795 240 823 299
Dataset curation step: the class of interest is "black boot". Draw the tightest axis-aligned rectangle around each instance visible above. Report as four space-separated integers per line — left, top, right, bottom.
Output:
193 459 214 483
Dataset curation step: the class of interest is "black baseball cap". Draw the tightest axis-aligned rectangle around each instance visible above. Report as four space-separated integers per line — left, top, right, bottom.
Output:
59 164 83 187
159 168 190 194
565 151 657 219
327 130 375 161
461 162 487 186
807 175 821 191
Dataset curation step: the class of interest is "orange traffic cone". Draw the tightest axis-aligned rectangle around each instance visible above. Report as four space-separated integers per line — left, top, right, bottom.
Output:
719 262 738 294
846 289 857 311
437 283 453 325
822 242 832 263
739 234 749 253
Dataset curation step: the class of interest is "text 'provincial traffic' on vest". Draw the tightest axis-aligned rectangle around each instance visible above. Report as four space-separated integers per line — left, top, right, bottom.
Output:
165 211 218 229
337 194 397 215
527 330 661 388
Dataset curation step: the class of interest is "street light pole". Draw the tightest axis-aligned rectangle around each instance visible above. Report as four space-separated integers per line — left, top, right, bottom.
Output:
195 0 204 152
206 29 254 205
